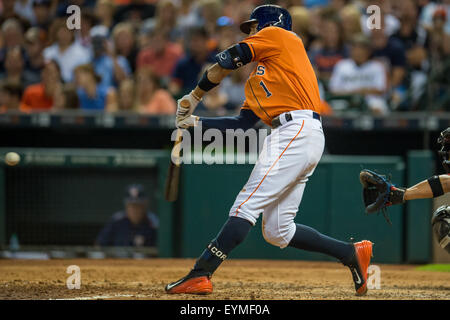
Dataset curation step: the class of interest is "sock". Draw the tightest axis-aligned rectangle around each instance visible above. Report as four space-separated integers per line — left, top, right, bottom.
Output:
191 216 252 276
288 224 355 265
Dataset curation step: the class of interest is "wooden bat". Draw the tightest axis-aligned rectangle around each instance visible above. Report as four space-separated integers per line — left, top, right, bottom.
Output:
164 128 183 202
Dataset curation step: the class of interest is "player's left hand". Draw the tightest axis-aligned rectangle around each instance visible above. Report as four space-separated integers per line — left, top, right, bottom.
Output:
176 92 201 124
176 115 199 129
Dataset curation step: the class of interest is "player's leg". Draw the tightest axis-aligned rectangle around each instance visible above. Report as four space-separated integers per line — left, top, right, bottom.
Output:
165 216 252 294
165 121 308 294
262 180 373 296
261 182 354 263
258 123 373 295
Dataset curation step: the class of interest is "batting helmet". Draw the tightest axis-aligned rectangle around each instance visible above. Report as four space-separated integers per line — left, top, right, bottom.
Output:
240 4 292 34
431 205 450 254
438 127 450 173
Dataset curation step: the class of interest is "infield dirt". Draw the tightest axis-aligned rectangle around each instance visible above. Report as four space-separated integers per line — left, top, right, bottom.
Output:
0 259 449 300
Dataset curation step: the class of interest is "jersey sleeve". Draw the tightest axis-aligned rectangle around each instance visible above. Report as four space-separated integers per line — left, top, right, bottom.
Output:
241 27 282 62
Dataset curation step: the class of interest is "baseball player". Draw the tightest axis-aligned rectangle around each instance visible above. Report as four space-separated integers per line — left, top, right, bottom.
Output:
360 127 450 253
166 5 373 296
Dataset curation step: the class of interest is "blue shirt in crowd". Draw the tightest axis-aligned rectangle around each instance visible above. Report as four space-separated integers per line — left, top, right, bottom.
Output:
77 84 109 111
172 52 217 96
93 54 131 88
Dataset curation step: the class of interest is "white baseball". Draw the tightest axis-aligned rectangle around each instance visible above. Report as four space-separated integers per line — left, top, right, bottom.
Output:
5 152 20 166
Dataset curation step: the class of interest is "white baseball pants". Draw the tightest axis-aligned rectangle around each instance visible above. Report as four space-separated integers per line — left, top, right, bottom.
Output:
229 110 325 248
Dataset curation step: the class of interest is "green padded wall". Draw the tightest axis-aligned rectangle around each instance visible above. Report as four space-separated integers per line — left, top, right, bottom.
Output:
177 155 405 263
406 150 433 263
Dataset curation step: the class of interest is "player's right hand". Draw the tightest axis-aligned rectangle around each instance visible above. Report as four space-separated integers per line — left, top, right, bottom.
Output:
176 92 201 124
176 115 199 129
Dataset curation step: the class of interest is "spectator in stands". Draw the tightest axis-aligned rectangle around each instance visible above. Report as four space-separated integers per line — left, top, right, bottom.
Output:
0 82 23 113
53 84 79 110
370 20 407 90
196 86 233 115
14 0 36 25
21 60 62 111
118 78 136 111
112 22 139 72
74 64 118 111
1 18 25 50
136 27 183 81
394 45 428 111
96 184 159 247
393 0 428 50
24 27 45 82
219 63 252 111
77 11 97 49
43 18 91 83
427 7 450 111
32 0 52 31
113 0 156 28
95 0 116 31
135 67 176 114
141 0 182 43
428 6 450 61
169 27 217 97
339 3 362 43
290 6 312 49
198 0 222 37
0 18 26 73
0 0 31 29
329 34 389 115
215 16 238 52
56 0 95 18
0 47 38 87
309 13 348 82
90 26 131 88
390 0 428 110
177 0 201 31
419 0 450 35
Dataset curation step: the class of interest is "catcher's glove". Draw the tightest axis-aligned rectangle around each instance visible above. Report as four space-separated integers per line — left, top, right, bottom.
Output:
359 169 406 225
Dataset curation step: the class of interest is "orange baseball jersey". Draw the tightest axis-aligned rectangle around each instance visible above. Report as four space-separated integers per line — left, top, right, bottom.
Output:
240 26 321 126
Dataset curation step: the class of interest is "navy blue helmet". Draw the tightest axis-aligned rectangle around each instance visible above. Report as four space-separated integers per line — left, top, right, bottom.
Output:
240 4 292 34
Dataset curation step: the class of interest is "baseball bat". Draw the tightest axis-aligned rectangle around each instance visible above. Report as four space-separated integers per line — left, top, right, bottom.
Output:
164 128 183 202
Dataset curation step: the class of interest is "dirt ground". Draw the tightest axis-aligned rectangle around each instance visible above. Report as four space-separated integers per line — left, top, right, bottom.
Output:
0 259 449 300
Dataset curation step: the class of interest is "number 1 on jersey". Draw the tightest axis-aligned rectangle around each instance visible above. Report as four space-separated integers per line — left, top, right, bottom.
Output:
259 80 272 98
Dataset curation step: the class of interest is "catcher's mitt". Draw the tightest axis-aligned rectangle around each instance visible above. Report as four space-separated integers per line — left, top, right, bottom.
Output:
359 169 406 225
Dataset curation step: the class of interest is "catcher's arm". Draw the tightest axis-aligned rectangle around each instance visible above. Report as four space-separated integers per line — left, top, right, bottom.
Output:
404 174 450 200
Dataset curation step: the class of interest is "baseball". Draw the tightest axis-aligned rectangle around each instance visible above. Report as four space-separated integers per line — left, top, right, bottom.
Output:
5 152 20 166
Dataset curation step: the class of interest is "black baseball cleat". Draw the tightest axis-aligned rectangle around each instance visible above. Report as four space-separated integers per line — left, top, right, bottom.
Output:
165 270 213 295
346 240 374 296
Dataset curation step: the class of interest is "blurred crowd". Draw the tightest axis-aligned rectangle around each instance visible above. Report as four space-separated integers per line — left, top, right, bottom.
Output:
0 0 449 116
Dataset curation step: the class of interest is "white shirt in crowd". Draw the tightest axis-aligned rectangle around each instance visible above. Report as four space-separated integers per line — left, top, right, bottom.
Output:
329 58 389 114
43 42 91 83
